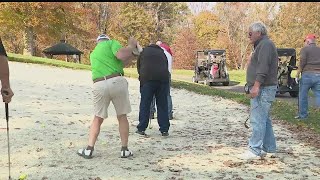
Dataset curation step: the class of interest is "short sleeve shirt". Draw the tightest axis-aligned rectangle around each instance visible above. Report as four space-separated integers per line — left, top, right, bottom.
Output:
90 40 124 80
0 38 7 57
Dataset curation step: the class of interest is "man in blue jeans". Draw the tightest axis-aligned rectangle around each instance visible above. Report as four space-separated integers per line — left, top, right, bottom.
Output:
136 43 170 136
239 22 279 160
150 41 173 120
295 34 320 119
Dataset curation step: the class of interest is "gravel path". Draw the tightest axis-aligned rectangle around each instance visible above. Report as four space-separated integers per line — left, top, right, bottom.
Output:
0 62 319 180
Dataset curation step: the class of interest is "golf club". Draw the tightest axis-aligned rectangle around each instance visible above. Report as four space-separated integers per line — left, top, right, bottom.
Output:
3 91 11 180
244 83 250 129
295 77 300 114
148 115 152 129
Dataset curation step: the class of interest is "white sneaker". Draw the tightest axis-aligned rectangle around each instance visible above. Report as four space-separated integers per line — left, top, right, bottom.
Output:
238 150 262 160
121 149 133 158
261 150 277 158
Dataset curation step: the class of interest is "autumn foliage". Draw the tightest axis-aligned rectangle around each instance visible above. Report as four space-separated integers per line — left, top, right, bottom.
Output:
172 28 200 70
0 2 319 70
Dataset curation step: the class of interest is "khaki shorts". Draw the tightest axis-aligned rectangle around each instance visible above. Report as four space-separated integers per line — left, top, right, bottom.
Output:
93 76 131 119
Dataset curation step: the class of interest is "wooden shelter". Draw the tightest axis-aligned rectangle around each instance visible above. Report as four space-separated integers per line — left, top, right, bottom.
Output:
43 40 83 63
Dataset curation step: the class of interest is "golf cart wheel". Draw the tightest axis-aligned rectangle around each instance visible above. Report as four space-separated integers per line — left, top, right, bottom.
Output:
192 76 198 83
222 81 229 86
289 91 298 97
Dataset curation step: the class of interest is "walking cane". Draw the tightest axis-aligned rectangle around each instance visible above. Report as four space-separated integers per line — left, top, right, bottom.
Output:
4 91 12 180
6 103 11 180
244 83 250 129
295 77 300 113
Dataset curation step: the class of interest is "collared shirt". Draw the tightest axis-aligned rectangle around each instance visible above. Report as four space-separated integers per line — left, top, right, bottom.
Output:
160 47 173 73
159 43 173 56
246 35 278 87
90 39 124 80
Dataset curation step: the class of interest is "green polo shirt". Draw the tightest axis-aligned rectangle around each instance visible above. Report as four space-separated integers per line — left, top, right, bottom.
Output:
90 39 124 80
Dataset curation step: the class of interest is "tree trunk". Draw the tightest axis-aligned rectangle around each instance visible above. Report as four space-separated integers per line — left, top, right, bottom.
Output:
153 3 162 42
98 3 108 34
10 36 20 54
240 43 250 70
23 26 36 56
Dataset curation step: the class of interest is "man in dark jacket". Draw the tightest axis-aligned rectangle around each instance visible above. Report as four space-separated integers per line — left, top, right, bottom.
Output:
136 44 170 136
239 22 278 160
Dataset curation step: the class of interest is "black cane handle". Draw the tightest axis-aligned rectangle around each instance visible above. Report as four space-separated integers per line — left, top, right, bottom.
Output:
3 90 9 121
5 103 8 121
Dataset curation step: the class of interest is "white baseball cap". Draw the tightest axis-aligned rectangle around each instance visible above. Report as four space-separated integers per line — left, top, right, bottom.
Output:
96 34 110 42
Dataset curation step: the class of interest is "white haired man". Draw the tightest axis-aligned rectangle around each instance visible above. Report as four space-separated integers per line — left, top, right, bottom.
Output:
239 22 279 160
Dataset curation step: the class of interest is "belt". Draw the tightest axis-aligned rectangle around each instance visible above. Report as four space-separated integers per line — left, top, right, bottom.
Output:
93 73 122 83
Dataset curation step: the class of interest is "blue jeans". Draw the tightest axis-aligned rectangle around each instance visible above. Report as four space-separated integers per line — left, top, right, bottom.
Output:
249 85 277 155
150 74 173 118
137 81 170 133
298 72 320 118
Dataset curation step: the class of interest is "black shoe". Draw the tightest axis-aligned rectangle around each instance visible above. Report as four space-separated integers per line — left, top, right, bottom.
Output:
161 132 169 136
120 149 133 158
136 130 146 136
77 147 93 159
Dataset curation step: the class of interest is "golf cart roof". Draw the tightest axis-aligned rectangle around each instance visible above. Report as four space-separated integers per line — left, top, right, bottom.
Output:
277 48 296 57
197 50 226 55
277 48 297 66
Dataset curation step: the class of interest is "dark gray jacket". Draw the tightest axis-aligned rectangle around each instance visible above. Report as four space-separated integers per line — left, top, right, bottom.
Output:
137 44 169 86
246 36 278 87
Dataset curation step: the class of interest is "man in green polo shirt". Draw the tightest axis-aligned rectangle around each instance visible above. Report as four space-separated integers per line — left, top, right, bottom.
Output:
78 34 141 159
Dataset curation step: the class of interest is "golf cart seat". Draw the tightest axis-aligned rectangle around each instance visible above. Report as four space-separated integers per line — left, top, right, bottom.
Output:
276 48 299 97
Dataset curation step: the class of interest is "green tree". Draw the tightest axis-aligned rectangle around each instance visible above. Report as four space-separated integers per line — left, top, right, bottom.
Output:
134 2 190 43
192 11 219 49
214 2 252 69
273 2 320 59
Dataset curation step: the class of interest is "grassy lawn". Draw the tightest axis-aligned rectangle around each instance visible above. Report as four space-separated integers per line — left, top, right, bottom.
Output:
7 53 320 134
126 68 247 85
171 69 247 85
8 53 91 71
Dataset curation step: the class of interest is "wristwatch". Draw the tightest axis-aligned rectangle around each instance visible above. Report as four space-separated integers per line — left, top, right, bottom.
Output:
244 83 250 94
132 48 140 56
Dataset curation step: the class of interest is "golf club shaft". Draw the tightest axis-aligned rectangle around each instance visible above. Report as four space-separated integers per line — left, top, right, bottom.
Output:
5 103 11 179
297 78 300 114
149 118 152 129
